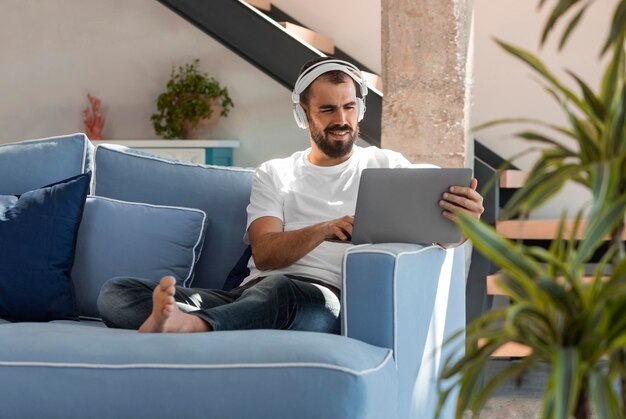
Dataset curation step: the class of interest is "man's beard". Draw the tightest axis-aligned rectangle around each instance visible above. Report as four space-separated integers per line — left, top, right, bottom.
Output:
310 123 358 159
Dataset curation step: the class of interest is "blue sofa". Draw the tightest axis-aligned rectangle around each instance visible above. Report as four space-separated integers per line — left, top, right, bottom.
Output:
0 133 465 419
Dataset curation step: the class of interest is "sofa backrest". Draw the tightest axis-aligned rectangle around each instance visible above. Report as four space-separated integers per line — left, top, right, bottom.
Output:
0 133 93 194
93 145 254 290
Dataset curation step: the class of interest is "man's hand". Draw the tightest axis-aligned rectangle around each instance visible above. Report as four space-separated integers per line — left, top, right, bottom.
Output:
248 215 354 271
439 178 484 244
318 215 354 241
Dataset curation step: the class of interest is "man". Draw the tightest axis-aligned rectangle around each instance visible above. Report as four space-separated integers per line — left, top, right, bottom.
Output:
98 57 484 334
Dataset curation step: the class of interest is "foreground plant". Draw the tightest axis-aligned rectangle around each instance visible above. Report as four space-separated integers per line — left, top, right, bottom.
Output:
438 1 626 417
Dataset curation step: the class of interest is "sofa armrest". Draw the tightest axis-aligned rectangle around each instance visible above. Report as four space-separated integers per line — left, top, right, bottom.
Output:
341 243 466 419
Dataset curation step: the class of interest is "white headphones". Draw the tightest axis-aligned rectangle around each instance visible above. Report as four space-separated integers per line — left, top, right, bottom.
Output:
291 59 368 129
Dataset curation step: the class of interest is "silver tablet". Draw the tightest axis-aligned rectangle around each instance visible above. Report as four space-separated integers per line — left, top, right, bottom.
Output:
351 168 473 245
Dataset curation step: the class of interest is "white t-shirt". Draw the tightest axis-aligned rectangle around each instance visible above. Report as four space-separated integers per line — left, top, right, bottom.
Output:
242 145 419 290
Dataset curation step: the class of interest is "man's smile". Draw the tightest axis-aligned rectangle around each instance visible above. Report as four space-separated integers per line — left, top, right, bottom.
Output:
326 126 352 141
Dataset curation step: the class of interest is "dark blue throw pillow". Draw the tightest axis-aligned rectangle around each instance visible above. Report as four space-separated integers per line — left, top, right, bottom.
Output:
222 245 251 291
0 172 91 322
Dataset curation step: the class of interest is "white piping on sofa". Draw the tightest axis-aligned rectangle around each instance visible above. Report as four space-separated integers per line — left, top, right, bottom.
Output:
0 349 393 377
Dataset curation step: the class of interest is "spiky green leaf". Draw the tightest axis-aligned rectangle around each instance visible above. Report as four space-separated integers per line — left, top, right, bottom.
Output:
456 214 543 281
536 275 578 317
540 0 581 46
550 347 583 418
496 39 600 126
566 107 601 162
503 164 581 217
558 4 587 50
600 35 625 110
515 131 578 156
601 0 626 55
497 271 542 303
565 69 606 120
576 193 626 265
607 82 626 156
613 253 626 280
507 303 557 353
589 368 622 419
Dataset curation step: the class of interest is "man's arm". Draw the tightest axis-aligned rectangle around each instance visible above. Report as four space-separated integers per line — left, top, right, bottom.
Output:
248 215 354 271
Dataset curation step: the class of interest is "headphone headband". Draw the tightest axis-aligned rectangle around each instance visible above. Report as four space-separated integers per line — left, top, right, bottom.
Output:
291 59 368 129
291 59 368 104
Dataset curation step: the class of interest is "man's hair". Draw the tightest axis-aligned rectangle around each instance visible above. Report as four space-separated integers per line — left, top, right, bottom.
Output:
297 57 359 106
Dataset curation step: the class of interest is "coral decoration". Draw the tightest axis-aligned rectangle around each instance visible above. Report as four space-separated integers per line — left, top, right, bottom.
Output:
82 94 105 140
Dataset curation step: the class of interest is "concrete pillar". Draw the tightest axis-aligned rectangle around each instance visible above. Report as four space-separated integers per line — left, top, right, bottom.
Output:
381 0 473 168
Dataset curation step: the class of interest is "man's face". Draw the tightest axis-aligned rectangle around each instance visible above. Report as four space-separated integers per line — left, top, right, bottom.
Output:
304 78 359 159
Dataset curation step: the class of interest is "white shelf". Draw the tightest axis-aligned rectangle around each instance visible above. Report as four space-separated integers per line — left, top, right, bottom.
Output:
92 140 240 148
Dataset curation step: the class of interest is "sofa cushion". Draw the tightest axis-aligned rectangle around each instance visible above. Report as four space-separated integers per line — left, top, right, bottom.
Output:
0 173 91 322
71 196 208 319
93 145 253 290
0 133 93 195
0 323 396 419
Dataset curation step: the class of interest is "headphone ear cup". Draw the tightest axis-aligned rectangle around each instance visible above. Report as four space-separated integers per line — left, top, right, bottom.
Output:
356 98 366 122
293 104 309 129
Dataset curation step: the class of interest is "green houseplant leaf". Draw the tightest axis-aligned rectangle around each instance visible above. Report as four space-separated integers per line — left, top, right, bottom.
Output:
537 0 626 56
494 39 602 128
151 59 234 139
589 368 621 419
549 347 583 419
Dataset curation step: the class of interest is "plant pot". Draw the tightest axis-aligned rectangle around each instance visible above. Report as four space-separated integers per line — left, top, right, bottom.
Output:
181 99 222 139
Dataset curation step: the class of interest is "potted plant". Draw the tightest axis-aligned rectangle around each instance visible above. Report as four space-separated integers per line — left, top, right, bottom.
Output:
438 1 626 418
151 59 234 139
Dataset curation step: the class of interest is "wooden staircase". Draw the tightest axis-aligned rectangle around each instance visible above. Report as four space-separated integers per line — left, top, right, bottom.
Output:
474 166 625 358
499 169 527 188
486 273 602 296
244 0 383 93
245 0 271 11
477 165 539 358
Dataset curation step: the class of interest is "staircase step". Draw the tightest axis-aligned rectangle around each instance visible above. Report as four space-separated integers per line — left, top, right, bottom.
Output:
362 71 383 93
487 274 556 296
486 274 506 296
244 0 271 11
279 22 335 54
487 273 600 296
496 220 583 240
485 341 532 358
500 170 527 188
496 220 626 240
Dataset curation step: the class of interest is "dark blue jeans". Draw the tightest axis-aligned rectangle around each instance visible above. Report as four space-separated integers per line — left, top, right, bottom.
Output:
97 274 341 334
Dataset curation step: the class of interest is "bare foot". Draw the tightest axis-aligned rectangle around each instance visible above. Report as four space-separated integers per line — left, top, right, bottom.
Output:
138 276 212 333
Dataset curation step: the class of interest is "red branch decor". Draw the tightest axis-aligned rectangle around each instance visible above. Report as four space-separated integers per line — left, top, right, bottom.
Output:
82 93 105 140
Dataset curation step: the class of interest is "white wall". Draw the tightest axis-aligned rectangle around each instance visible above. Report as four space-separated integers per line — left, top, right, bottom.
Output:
473 0 615 218
0 0 310 168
